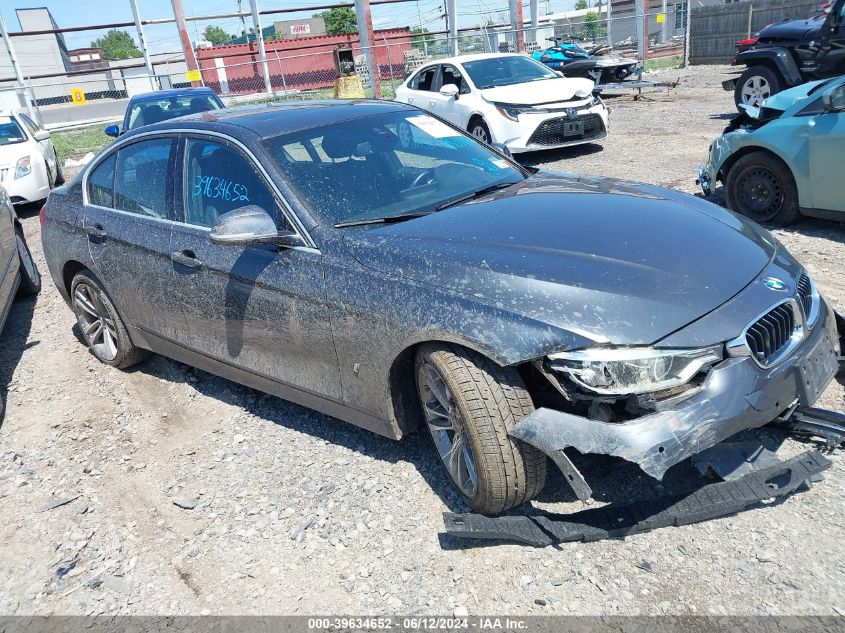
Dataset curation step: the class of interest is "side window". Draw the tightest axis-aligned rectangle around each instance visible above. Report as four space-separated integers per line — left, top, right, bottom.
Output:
183 138 285 229
88 153 116 207
410 66 437 91
114 138 174 219
441 65 468 94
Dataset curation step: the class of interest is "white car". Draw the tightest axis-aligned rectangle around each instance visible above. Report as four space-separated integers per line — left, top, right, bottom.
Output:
394 53 610 154
0 109 62 205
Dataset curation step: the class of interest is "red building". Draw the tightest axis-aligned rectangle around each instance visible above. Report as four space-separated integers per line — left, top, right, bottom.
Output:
197 28 413 95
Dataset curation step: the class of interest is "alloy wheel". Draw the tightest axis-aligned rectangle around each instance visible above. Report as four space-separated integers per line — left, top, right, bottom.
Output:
471 125 489 144
16 233 39 287
419 361 479 498
738 167 783 222
741 76 771 107
73 283 118 361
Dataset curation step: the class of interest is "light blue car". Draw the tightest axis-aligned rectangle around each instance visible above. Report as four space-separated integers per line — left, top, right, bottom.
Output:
699 75 845 226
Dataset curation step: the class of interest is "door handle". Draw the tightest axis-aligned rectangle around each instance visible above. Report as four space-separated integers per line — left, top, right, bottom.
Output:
86 223 107 239
171 249 202 269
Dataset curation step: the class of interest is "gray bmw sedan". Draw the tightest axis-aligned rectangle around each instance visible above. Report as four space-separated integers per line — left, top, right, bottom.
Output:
40 100 842 515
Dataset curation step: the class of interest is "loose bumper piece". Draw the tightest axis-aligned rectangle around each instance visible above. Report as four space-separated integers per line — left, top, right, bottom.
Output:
442 450 831 547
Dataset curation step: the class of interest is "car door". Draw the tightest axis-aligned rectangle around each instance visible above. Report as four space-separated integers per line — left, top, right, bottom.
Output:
435 64 471 128
82 136 188 343
168 135 342 400
0 191 16 323
17 113 56 184
808 84 845 211
397 65 439 111
818 0 845 75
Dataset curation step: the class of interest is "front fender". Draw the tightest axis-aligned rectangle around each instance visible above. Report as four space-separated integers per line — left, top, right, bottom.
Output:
735 48 803 86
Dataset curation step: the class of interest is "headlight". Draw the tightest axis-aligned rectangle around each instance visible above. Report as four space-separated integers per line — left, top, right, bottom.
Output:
15 156 31 179
494 103 528 121
547 345 723 395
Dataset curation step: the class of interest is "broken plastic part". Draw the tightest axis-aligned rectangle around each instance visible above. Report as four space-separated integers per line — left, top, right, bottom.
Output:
442 450 831 547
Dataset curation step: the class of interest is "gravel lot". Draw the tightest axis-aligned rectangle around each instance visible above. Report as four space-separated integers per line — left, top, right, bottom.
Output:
1 65 843 617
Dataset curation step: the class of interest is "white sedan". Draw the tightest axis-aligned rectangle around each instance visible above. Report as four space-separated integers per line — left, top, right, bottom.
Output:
0 109 62 205
394 53 609 154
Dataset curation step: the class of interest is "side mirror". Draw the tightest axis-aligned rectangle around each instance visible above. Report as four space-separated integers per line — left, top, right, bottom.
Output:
209 205 305 248
439 83 459 98
821 86 845 112
33 129 51 141
491 142 513 159
104 124 120 138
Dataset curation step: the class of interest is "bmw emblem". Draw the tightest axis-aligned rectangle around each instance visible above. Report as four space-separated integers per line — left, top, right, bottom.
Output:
762 277 787 291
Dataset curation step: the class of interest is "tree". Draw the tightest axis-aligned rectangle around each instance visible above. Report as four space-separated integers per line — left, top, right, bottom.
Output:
574 0 588 10
203 25 232 46
91 29 142 60
580 10 605 41
315 7 358 34
410 26 430 51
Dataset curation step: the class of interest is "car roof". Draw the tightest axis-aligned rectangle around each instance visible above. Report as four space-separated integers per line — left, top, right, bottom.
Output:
419 52 527 66
128 87 219 104
124 99 417 140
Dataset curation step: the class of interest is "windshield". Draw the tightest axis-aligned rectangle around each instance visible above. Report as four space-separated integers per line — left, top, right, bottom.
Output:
0 117 26 145
462 56 558 89
262 110 525 227
126 94 221 130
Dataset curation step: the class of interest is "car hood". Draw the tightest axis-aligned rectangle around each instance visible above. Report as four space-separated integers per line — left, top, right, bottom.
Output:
342 172 776 346
758 16 823 43
742 78 831 119
480 77 595 105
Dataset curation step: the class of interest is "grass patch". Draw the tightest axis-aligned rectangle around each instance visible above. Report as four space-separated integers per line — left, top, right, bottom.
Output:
51 125 112 164
645 56 683 71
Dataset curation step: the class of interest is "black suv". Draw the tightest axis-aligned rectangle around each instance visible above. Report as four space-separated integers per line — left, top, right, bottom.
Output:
725 0 845 108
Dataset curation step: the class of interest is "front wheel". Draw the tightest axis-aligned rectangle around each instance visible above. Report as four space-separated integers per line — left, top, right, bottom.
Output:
734 65 783 108
725 151 800 226
415 343 547 515
468 118 492 145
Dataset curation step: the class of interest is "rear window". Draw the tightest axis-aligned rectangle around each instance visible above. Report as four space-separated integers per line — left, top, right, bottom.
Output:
0 116 26 145
126 95 221 130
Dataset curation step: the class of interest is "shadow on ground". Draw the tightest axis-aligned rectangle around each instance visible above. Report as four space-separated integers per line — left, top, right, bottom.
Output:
0 296 38 427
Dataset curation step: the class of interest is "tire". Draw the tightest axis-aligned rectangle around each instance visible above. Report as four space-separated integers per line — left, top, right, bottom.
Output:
14 228 40 297
52 150 64 186
725 151 800 226
415 343 547 515
468 117 492 145
734 65 783 109
70 270 149 369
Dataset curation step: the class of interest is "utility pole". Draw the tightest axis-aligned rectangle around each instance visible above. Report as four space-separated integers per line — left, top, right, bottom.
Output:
0 13 38 122
529 0 539 46
416 0 429 56
446 0 458 55
354 0 382 98
508 0 524 52
171 0 202 87
248 0 273 94
128 0 158 90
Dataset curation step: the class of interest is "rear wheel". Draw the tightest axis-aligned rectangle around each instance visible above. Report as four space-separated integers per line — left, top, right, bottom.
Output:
725 151 800 226
15 228 40 297
415 343 546 515
735 65 782 108
468 118 492 145
70 271 149 369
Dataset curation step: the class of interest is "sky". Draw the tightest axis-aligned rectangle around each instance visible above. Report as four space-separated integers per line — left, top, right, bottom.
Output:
0 0 578 56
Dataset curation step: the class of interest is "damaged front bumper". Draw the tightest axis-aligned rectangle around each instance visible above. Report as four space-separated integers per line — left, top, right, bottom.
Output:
510 301 840 483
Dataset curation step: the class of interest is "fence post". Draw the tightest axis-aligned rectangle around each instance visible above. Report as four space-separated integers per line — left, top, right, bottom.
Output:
635 0 646 63
447 0 459 55
0 13 38 124
129 0 158 90
606 0 613 47
747 3 754 38
274 51 289 98
248 0 273 94
683 0 692 67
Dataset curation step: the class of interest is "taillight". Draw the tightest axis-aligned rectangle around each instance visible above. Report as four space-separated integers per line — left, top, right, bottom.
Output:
738 38 757 46
39 204 46 227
